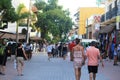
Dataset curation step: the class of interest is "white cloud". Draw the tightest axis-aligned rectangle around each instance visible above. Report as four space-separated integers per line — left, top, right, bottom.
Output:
58 0 97 17
12 0 30 9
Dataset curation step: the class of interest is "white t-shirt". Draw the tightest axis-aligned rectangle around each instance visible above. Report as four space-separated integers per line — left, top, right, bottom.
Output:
46 45 52 52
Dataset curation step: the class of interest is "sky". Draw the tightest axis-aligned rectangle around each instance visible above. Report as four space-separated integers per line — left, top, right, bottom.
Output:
58 0 97 17
12 0 98 19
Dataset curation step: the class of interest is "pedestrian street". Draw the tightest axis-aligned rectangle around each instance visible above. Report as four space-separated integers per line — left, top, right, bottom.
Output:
11 53 110 80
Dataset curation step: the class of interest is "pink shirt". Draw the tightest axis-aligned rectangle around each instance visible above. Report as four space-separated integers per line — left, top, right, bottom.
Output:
86 46 100 66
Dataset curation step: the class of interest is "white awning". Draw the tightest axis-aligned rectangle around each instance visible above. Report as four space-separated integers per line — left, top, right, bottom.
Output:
99 23 116 33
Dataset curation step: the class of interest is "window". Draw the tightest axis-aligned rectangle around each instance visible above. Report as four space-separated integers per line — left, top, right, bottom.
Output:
109 4 112 11
115 0 117 7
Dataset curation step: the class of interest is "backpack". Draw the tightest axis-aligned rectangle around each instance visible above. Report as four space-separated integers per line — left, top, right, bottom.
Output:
0 45 5 55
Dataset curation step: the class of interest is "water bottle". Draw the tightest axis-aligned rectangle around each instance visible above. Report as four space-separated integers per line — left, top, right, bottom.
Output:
14 59 17 69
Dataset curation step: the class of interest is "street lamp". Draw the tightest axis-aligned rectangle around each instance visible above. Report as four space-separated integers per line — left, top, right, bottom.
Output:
26 0 42 43
26 0 32 43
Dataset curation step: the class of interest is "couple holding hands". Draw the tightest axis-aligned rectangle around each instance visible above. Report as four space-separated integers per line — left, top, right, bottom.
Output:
72 39 104 80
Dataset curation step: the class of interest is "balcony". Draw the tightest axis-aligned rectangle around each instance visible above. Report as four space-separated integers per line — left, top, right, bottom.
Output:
106 11 112 20
104 6 117 21
111 7 117 18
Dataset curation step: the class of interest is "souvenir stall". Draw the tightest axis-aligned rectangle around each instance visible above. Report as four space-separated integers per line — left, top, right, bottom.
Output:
116 30 120 61
98 24 116 59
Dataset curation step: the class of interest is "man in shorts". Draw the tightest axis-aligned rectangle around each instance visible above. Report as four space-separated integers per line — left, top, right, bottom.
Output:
85 41 104 80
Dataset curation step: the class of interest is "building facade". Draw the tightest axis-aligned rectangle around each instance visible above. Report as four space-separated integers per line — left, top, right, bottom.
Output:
0 0 40 41
74 7 105 38
97 0 120 60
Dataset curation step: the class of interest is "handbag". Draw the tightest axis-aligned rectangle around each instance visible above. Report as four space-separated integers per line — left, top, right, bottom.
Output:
82 59 85 66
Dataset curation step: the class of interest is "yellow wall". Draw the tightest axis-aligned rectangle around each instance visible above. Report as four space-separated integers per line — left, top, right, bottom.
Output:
78 7 105 35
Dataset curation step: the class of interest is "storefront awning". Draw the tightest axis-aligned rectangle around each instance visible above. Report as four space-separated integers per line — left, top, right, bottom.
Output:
0 32 26 40
30 36 41 40
99 23 116 33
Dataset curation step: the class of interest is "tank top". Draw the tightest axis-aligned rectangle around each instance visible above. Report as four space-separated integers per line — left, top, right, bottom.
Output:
74 51 82 58
17 48 24 57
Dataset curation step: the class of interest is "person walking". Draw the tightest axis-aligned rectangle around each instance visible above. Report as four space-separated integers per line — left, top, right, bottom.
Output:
85 41 104 80
62 43 68 60
24 43 31 60
113 44 118 66
0 39 8 75
16 43 28 76
46 43 52 61
58 43 63 57
69 41 76 61
72 39 85 80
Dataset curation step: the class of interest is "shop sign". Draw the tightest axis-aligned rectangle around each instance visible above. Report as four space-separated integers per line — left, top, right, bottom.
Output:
94 16 101 23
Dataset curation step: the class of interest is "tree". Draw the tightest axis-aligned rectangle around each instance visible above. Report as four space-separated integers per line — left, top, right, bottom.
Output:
0 0 29 42
0 0 17 21
34 0 46 10
15 4 29 42
0 0 17 29
34 0 73 42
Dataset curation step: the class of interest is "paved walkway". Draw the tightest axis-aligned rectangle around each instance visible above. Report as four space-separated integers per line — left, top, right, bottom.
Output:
0 52 120 80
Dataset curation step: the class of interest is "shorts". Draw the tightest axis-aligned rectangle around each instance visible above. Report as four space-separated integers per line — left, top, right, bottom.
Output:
0 55 3 65
16 57 24 68
88 66 98 73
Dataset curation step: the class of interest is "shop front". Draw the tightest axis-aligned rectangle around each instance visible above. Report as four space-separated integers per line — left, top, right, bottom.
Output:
98 23 116 59
116 27 120 61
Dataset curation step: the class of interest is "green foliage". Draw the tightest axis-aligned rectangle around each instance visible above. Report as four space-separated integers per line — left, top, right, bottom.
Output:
34 0 73 42
0 0 29 30
3 8 18 22
44 34 51 42
0 0 12 11
16 4 29 20
0 44 5 55
34 0 46 10
16 4 30 27
0 0 17 22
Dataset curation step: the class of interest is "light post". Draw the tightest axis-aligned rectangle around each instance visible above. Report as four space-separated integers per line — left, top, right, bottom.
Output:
26 0 31 43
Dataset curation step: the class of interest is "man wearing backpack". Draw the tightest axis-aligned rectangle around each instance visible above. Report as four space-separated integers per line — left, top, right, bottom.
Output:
0 39 7 75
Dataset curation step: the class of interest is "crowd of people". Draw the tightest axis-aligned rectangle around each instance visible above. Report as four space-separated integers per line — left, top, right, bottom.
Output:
0 38 119 80
46 42 68 61
69 38 120 80
45 38 119 80
0 39 34 76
